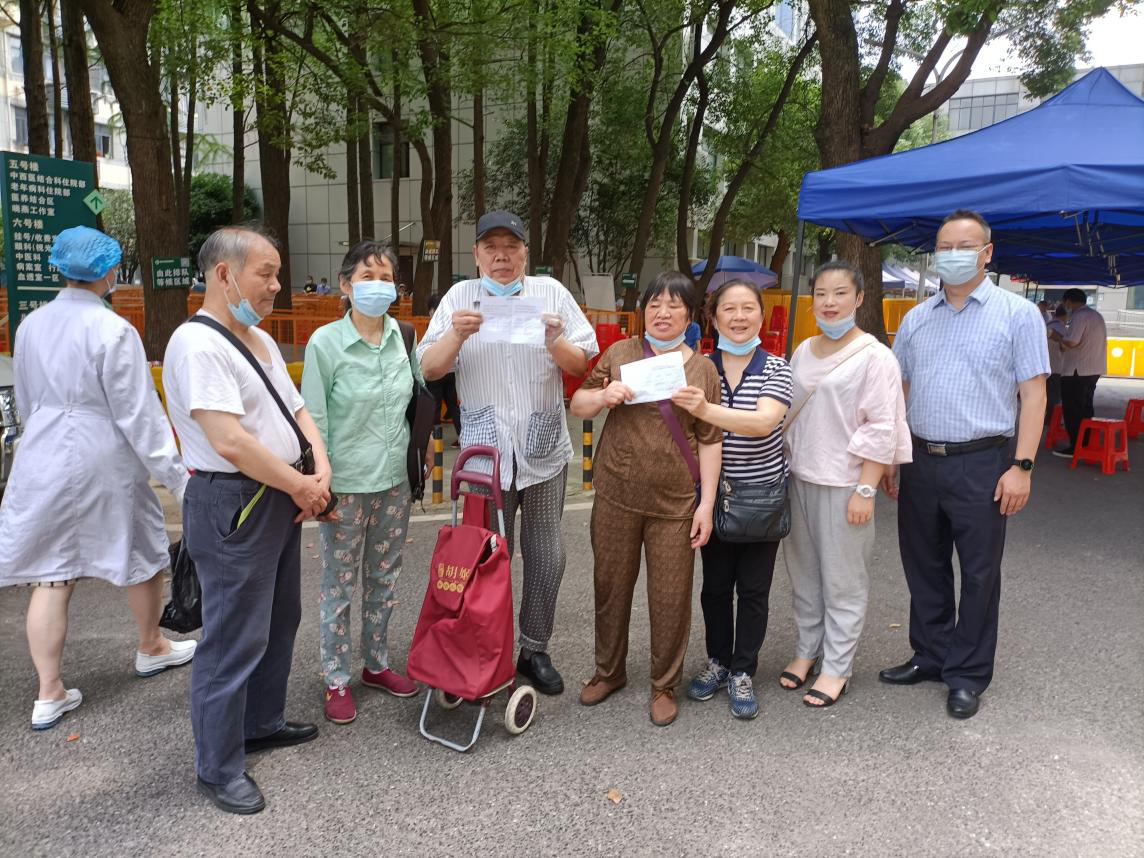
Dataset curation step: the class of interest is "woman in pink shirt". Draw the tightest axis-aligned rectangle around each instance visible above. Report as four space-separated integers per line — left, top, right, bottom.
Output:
780 261 911 708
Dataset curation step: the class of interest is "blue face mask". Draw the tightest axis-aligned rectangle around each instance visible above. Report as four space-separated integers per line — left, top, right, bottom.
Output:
481 274 523 297
718 333 760 355
933 248 985 286
352 279 397 317
226 275 264 327
816 313 857 340
645 331 686 351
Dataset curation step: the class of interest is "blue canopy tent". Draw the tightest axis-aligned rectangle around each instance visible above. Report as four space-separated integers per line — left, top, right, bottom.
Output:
692 255 779 291
788 68 1144 353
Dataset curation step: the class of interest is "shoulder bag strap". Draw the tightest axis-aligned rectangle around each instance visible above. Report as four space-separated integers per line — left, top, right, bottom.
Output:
187 315 310 454
641 337 701 484
784 335 877 429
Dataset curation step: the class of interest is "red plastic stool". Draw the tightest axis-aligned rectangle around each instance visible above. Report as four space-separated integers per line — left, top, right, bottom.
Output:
1126 399 1144 440
1044 404 1069 450
1070 418 1130 474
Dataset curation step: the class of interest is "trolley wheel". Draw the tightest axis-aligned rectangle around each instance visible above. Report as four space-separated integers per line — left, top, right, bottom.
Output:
504 685 538 735
434 688 463 710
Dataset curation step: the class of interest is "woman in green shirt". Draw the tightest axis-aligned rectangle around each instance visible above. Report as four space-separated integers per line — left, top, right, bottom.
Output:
301 240 421 725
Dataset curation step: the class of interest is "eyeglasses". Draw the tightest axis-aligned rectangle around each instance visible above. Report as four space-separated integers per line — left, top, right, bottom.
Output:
935 244 988 253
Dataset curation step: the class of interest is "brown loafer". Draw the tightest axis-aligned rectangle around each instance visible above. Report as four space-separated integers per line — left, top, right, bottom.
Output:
650 689 678 727
579 674 626 706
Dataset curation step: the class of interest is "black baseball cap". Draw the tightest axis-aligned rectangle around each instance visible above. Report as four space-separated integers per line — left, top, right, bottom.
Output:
475 210 527 244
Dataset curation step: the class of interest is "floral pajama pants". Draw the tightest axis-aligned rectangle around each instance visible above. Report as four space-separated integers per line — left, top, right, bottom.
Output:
319 484 412 687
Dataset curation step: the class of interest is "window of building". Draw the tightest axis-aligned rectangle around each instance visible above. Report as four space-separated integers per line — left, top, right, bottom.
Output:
96 123 112 158
775 1 795 38
947 92 1019 132
8 34 22 75
12 105 28 145
374 122 410 179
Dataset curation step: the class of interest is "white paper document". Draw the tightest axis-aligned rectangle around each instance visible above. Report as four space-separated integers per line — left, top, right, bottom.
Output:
620 350 687 404
478 295 546 345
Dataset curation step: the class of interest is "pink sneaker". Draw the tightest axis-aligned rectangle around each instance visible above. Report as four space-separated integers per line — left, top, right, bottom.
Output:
362 668 418 698
324 685 357 724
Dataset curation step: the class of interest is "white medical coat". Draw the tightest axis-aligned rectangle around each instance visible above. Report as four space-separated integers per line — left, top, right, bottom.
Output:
0 288 188 586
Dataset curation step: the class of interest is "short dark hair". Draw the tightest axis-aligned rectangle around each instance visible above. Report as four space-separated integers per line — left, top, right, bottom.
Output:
705 278 765 322
427 293 442 313
1054 304 1068 318
1062 288 1087 305
338 239 400 313
640 271 702 322
810 259 864 294
939 209 992 242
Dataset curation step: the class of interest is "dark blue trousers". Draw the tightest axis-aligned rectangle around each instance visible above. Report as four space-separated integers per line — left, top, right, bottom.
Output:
184 473 302 785
898 442 1009 694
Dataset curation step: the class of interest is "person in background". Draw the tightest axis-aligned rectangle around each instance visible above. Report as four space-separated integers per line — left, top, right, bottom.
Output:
1045 305 1068 423
780 261 911 710
0 226 194 732
418 210 598 696
303 275 317 294
317 277 331 295
571 272 721 727
684 319 702 350
1037 299 1051 323
671 279 791 721
881 209 1048 720
163 225 330 814
1053 288 1108 458
302 240 420 725
425 293 462 448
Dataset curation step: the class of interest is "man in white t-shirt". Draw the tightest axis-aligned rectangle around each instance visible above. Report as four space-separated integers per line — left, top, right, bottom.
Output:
163 226 333 815
1053 288 1108 456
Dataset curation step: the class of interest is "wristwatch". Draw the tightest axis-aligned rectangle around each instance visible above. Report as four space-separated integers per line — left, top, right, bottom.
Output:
855 484 877 498
1013 458 1034 472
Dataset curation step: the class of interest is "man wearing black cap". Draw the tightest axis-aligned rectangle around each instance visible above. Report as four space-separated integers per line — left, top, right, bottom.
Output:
418 211 599 694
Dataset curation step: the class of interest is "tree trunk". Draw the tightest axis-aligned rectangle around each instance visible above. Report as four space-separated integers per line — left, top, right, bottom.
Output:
249 6 292 308
525 0 544 260
46 0 64 158
357 96 375 239
229 0 245 222
168 69 187 244
78 0 184 358
676 62 709 278
345 97 360 246
411 141 435 313
19 0 50 155
390 51 402 253
61 0 95 166
472 85 485 220
769 228 790 276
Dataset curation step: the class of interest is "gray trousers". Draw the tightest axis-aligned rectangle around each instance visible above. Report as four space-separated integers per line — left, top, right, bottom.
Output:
184 473 302 785
783 478 874 679
478 464 567 653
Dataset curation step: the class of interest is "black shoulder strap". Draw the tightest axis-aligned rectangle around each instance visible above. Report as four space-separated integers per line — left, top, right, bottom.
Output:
187 315 310 454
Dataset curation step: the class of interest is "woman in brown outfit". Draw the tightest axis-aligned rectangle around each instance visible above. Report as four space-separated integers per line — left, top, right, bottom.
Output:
570 272 722 726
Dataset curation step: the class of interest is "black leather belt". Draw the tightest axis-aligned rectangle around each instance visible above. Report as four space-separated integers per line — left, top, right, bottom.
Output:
192 470 253 481
911 434 1008 457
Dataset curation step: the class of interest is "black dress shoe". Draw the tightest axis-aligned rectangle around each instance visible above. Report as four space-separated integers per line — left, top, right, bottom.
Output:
879 661 941 685
947 688 980 719
197 773 266 815
244 721 319 754
516 651 564 695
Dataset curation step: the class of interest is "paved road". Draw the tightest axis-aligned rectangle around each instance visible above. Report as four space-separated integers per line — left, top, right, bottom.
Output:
2 412 1143 856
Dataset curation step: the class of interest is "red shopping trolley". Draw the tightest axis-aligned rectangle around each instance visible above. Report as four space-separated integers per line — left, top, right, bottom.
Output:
406 445 538 751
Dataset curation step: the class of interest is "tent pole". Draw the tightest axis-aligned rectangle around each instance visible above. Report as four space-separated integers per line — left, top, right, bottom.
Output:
915 253 928 305
785 220 806 360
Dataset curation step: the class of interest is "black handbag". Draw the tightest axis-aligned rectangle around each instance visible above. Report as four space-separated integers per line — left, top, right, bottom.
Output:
397 321 437 502
159 538 201 633
714 474 790 543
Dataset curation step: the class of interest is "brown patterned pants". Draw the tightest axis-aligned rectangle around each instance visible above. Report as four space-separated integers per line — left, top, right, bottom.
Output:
590 494 696 692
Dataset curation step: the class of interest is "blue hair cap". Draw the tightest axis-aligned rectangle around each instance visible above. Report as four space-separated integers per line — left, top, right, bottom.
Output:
49 225 123 281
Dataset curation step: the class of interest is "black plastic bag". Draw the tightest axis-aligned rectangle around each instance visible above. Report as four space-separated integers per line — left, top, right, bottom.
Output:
160 538 202 633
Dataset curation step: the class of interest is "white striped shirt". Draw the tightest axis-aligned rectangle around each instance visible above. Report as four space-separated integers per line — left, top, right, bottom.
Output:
712 348 792 483
416 276 598 490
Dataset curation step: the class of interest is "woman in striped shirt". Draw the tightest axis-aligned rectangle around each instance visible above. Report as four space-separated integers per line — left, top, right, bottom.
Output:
671 280 792 719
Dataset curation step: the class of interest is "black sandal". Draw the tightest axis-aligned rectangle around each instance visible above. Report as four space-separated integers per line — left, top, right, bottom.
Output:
778 658 819 690
802 682 848 708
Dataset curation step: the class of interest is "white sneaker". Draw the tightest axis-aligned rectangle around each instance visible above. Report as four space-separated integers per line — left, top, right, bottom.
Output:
135 639 197 677
31 688 83 731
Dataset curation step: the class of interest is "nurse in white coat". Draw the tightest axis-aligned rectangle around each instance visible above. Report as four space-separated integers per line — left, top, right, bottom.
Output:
0 226 196 730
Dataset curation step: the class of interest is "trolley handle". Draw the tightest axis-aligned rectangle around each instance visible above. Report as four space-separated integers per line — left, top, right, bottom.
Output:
451 444 504 511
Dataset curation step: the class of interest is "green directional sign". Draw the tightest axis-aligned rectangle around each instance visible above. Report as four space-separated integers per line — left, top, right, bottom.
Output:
1 151 98 344
151 256 193 291
534 264 553 276
83 189 106 215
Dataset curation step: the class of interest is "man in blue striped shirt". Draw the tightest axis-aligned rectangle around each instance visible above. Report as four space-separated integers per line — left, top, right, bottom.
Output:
880 210 1049 720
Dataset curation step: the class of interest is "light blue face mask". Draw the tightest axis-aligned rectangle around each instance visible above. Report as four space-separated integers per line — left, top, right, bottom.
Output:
645 331 686 351
481 274 523 297
226 275 265 327
816 313 857 340
933 248 985 286
718 333 761 355
352 279 397 317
